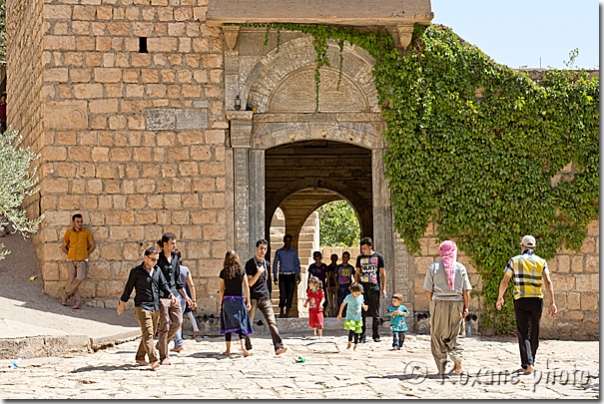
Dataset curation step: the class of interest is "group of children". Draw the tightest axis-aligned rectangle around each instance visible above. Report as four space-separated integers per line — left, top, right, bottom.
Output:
217 248 411 356
305 251 411 351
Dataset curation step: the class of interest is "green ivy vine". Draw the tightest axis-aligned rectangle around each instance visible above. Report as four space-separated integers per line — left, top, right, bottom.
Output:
236 23 599 333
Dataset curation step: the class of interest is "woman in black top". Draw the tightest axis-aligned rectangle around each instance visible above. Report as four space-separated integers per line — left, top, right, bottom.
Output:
219 250 253 356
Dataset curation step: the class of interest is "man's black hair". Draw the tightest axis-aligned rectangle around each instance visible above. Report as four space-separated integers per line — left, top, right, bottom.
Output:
360 237 373 248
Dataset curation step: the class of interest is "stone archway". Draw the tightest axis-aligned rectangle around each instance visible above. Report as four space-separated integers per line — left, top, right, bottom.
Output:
264 173 372 244
225 31 400 316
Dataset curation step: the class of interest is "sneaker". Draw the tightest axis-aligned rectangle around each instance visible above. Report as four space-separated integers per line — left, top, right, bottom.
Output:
373 336 381 342
358 337 367 344
170 346 183 353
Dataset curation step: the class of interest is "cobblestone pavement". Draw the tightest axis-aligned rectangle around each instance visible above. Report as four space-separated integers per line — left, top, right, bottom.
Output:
0 332 598 399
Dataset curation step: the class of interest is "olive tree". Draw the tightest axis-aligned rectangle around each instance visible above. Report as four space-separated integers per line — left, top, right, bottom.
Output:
0 127 44 259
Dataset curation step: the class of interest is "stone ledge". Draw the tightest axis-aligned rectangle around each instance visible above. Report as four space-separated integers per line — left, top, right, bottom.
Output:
89 329 142 351
0 335 91 360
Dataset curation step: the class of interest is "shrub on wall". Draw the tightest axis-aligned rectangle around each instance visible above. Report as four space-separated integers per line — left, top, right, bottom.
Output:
0 127 44 259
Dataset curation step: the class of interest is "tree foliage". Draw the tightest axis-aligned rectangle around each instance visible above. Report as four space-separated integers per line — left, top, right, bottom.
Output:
0 127 44 259
318 201 360 247
241 22 599 333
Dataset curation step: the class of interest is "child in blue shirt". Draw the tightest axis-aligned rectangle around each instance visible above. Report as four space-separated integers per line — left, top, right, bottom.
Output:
337 283 368 350
387 293 410 350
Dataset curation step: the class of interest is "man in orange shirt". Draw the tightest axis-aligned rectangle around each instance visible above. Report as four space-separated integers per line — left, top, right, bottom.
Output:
61 214 95 309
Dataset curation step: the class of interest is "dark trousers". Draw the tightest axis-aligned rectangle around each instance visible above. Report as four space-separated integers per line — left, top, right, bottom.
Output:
360 287 381 340
514 297 543 368
225 330 244 341
392 331 406 348
337 286 350 316
278 274 297 310
348 330 360 344
244 298 284 351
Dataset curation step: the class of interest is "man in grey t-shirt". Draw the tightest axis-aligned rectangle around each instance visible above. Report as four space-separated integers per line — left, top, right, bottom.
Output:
423 240 471 375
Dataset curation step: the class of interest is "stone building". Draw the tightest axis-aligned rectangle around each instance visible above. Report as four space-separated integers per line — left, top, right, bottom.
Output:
6 0 599 339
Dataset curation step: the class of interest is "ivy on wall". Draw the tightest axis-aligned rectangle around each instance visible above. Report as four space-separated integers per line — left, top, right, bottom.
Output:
238 23 599 333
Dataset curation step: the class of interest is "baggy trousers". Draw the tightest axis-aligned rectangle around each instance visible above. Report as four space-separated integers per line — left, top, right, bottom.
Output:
429 299 464 373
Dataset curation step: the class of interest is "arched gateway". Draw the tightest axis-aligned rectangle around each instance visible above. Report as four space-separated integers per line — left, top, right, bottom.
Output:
222 27 413 316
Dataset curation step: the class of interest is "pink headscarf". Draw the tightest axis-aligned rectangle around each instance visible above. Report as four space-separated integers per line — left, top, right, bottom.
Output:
439 240 457 290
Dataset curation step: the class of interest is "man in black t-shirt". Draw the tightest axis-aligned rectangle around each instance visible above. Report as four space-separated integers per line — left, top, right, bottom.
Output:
355 237 387 343
244 239 287 355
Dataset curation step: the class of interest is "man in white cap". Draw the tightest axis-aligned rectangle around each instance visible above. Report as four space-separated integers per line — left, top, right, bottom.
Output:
496 235 557 375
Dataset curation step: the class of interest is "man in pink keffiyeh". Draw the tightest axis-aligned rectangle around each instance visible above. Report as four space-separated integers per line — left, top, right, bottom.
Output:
423 240 472 375
440 240 458 290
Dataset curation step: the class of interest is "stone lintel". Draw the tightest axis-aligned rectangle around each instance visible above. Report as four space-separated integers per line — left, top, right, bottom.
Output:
208 0 433 27
208 17 433 27
226 111 254 121
253 112 384 123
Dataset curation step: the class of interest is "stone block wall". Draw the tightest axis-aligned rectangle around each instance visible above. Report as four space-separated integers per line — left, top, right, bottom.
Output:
10 0 230 312
6 0 45 225
410 219 599 340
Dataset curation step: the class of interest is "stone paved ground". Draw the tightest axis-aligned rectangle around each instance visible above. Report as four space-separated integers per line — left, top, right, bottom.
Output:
0 332 598 399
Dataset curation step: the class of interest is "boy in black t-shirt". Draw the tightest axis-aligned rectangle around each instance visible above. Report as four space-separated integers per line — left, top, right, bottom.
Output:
355 237 387 343
325 253 339 317
243 239 287 355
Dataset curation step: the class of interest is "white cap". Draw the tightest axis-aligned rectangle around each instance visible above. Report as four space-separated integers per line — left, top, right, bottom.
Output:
521 235 536 248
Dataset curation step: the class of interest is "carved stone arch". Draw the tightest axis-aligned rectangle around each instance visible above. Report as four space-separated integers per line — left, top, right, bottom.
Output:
265 177 372 242
268 66 370 113
286 196 362 251
252 120 385 150
242 35 380 113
